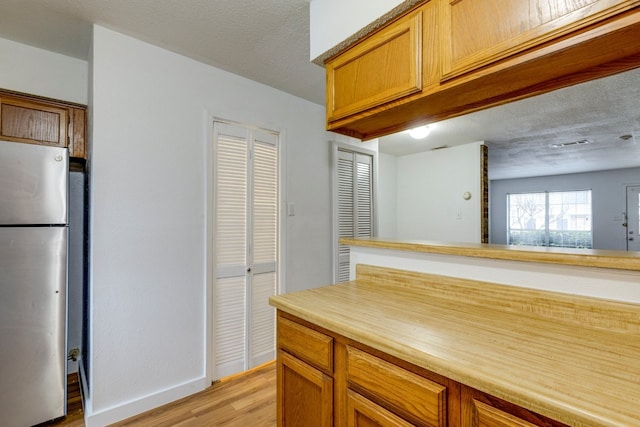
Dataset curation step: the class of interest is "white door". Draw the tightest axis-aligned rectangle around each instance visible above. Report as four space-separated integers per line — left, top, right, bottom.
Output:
334 146 375 282
213 121 279 379
626 185 640 251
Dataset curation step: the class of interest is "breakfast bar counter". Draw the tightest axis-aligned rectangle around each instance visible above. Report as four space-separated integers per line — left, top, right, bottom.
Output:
270 263 640 426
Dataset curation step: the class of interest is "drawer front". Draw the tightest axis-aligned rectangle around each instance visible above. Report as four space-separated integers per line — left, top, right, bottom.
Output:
346 346 446 427
278 316 333 373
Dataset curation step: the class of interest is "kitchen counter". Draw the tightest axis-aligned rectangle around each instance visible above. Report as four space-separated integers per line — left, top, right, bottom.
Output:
340 237 640 272
270 264 640 426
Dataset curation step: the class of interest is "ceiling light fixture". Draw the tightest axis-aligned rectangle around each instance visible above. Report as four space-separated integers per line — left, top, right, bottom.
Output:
407 125 430 139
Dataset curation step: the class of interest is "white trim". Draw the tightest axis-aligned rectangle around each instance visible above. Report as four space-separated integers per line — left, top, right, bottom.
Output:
203 108 214 385
84 377 207 427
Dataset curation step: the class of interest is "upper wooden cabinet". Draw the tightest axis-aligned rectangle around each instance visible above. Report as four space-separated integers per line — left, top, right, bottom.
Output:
441 0 639 80
326 1 441 128
0 90 87 159
326 8 423 122
324 0 640 140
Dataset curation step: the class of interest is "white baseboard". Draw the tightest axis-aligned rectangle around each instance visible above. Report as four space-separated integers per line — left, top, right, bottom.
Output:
83 377 208 427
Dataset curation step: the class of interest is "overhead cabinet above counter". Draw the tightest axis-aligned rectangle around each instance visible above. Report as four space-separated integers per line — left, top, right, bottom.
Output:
0 89 87 160
324 0 640 140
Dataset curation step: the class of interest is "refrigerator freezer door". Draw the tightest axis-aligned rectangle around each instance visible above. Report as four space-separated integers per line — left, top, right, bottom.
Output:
0 227 67 426
0 139 68 225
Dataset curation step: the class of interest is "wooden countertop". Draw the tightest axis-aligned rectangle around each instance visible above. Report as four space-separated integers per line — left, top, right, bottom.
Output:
270 264 640 427
340 237 640 272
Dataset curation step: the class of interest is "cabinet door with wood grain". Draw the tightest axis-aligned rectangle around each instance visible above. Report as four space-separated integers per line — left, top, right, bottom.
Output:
347 390 415 427
277 350 333 427
462 386 569 427
441 0 638 80
0 96 68 148
326 7 424 123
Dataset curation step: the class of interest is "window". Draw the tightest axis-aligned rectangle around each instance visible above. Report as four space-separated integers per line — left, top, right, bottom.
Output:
507 190 592 248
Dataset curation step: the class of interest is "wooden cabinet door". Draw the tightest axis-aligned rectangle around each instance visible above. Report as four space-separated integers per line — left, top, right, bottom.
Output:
277 350 333 427
0 97 68 147
462 386 568 427
441 0 638 80
326 7 423 122
347 390 415 427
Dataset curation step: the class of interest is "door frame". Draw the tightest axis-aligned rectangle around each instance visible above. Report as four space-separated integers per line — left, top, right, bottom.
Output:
626 184 640 251
205 114 286 384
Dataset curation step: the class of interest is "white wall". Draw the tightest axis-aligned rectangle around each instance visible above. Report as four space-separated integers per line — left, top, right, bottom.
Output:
88 25 334 425
490 167 640 250
0 37 87 104
309 0 418 61
378 153 398 238
396 142 483 242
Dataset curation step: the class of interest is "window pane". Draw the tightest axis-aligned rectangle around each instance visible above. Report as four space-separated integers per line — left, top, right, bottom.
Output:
507 190 592 249
507 193 546 246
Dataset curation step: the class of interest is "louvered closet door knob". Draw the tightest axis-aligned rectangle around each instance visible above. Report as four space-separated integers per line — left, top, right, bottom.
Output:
247 268 251 273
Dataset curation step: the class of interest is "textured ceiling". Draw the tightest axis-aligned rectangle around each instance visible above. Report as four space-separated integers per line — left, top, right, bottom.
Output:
0 0 326 104
379 67 640 180
0 0 638 180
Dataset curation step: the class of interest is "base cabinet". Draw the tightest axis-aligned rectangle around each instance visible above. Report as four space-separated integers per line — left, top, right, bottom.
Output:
277 311 571 427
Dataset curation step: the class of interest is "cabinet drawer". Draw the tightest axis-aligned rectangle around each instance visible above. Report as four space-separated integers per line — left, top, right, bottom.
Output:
278 316 333 373
346 346 446 427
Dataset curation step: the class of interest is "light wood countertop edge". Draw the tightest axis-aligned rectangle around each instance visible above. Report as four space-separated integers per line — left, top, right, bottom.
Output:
340 237 640 272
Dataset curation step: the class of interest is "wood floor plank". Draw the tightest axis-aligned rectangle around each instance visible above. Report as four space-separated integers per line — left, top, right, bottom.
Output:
47 362 276 427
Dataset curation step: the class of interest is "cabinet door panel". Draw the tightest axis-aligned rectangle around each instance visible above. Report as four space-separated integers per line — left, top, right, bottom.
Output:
278 350 333 427
442 0 638 80
0 98 67 147
326 9 423 122
347 390 415 427
462 386 568 427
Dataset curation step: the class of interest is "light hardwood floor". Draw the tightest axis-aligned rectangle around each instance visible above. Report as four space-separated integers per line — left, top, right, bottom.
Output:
47 362 276 427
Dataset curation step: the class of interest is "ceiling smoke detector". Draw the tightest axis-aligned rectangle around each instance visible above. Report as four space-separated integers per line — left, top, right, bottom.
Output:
620 134 633 141
551 139 591 148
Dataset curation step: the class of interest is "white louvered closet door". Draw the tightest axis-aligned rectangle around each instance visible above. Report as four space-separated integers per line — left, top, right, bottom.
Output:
213 122 278 379
336 148 374 282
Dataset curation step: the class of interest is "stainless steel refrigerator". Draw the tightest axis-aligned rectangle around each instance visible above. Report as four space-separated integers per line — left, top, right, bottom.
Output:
0 139 68 426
